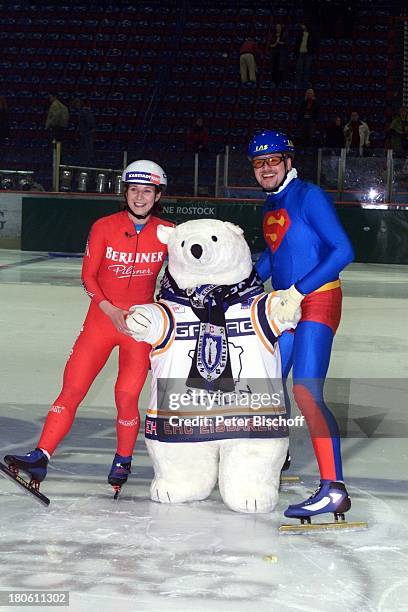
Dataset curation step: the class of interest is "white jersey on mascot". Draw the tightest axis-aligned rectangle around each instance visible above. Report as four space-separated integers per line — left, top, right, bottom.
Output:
127 219 300 513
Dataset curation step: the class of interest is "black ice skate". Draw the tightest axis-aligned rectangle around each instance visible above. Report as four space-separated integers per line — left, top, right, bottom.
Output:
279 450 301 486
108 453 132 499
1 449 50 506
281 450 291 472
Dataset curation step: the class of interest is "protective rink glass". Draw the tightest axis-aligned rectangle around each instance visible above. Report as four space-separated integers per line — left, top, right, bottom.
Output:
251 155 285 168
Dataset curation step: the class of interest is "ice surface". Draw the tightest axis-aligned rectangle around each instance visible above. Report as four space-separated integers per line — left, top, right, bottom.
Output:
1 251 408 611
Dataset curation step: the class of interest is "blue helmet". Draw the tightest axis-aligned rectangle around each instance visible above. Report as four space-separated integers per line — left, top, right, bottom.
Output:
248 130 295 160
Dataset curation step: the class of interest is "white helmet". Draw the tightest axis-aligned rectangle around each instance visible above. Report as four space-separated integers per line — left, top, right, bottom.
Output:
122 159 167 190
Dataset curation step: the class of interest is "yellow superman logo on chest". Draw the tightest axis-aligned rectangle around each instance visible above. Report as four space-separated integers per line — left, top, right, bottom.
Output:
263 209 291 252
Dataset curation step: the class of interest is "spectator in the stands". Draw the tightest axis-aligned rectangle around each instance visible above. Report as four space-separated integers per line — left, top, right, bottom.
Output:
29 180 46 192
72 98 96 166
0 96 10 156
344 111 370 156
389 106 408 157
187 117 209 154
269 23 288 87
325 116 345 151
297 88 320 148
239 37 262 85
45 93 69 143
295 23 318 88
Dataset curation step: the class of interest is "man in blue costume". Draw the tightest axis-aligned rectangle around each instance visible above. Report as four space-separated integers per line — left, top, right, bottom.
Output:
250 130 355 523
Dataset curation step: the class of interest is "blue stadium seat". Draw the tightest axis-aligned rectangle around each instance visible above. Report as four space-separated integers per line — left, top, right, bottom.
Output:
5 75 22 83
272 112 289 121
127 93 144 101
254 111 270 121
31 61 48 70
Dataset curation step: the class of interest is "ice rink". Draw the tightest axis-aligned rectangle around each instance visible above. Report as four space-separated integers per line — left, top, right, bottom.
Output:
0 250 408 612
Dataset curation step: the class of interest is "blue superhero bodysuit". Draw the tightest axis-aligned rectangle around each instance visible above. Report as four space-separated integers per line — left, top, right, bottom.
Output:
256 170 354 481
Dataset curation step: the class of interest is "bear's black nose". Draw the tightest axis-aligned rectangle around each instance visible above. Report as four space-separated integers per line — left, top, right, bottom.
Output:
190 244 203 259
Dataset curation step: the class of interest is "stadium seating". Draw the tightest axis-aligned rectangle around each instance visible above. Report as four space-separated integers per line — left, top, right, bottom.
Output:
0 1 396 189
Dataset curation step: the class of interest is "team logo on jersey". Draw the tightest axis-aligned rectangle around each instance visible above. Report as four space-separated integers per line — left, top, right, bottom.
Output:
171 304 185 313
263 209 291 253
197 323 227 380
240 297 254 309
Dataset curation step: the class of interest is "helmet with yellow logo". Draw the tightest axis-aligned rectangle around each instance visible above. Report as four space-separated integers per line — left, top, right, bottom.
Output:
248 130 295 160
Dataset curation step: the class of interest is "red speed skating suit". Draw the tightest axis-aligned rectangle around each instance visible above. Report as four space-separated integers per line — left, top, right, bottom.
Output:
38 211 173 456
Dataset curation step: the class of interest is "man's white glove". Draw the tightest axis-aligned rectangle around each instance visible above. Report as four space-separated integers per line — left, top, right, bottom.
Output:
275 284 305 326
268 293 301 335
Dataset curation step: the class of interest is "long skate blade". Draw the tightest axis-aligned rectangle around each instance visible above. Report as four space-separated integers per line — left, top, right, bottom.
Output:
278 520 368 535
0 462 50 507
280 475 301 485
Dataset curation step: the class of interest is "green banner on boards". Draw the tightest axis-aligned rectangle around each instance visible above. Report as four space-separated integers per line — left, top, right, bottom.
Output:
21 196 265 253
20 194 408 264
21 197 120 253
161 198 264 252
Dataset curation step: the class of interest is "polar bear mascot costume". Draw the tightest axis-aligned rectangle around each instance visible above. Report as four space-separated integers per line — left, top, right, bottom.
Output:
127 219 299 513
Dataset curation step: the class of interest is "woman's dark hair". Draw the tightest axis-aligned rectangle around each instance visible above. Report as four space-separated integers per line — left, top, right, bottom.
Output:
121 184 164 216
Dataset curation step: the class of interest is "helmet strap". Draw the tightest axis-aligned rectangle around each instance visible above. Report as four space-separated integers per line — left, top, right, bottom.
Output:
124 183 162 220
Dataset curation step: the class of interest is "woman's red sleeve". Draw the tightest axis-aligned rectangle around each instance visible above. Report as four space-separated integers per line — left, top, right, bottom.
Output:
81 221 107 305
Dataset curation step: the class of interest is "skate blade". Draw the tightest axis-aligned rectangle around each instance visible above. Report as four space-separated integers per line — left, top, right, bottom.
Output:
112 485 121 500
278 520 368 535
280 475 301 486
0 462 50 507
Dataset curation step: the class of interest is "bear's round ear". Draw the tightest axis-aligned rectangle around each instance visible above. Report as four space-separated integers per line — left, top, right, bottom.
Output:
224 221 244 236
157 224 175 244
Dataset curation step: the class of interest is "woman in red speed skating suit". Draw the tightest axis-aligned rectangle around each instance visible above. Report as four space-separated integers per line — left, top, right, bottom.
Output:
4 160 173 496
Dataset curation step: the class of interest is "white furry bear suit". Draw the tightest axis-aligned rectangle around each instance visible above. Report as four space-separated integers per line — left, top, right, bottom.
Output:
127 219 299 513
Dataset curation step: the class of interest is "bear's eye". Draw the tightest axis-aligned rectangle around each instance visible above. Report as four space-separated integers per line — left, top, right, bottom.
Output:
181 241 185 247
211 236 218 242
